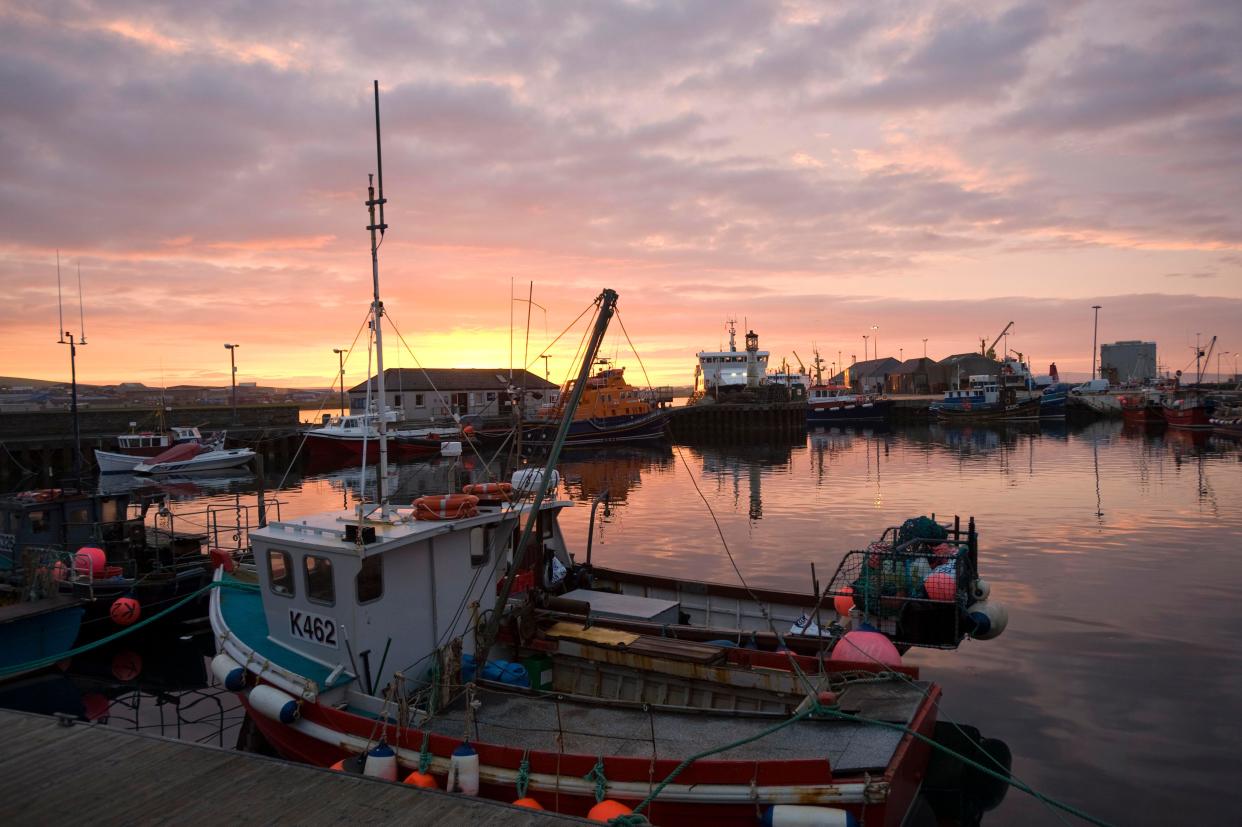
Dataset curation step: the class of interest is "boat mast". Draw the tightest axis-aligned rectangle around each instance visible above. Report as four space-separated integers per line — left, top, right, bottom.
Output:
366 80 390 506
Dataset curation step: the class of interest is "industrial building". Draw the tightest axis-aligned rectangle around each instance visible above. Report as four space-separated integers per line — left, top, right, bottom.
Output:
1100 341 1157 384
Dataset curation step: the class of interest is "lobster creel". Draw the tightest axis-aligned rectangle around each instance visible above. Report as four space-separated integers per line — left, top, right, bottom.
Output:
413 494 479 521
462 482 514 503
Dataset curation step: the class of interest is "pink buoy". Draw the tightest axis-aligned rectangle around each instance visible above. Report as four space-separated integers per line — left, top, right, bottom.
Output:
830 630 902 668
74 546 107 577
110 597 142 626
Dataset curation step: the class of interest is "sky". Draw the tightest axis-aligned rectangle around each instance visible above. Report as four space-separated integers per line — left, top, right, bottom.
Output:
1 0 1240 390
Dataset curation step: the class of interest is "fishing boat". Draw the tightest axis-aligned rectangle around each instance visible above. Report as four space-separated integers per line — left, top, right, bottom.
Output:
1067 380 1121 417
95 426 205 474
1210 404 1242 439
132 438 255 475
306 410 467 459
0 487 215 637
1160 394 1216 430
210 90 1012 825
522 362 669 447
806 384 893 425
932 375 1040 422
1119 389 1165 428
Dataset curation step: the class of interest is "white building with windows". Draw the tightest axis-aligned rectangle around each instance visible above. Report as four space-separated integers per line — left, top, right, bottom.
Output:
347 368 559 424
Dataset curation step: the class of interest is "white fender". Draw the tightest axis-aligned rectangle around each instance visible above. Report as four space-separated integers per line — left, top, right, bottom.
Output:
762 805 858 826
970 578 991 601
364 741 398 781
966 601 1008 640
210 653 246 691
446 742 479 795
249 684 300 724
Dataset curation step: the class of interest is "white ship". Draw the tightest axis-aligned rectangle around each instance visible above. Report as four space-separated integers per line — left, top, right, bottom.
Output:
695 319 769 395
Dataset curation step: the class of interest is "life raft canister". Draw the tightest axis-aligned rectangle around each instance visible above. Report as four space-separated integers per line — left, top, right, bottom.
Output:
413 494 479 521
461 482 513 503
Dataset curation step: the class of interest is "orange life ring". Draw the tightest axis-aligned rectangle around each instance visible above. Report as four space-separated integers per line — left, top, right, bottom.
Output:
462 482 513 500
413 494 479 521
17 488 62 502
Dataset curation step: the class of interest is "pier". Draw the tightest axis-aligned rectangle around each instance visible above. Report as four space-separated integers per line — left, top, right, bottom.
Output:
0 709 585 825
669 401 806 441
0 404 303 481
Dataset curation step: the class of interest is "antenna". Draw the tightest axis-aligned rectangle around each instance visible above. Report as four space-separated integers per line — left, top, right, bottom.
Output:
56 250 65 343
77 261 87 343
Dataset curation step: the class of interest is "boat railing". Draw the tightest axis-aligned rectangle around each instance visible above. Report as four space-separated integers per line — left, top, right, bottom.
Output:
144 497 285 555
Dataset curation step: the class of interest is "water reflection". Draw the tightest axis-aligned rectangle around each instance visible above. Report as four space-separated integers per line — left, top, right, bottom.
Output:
23 419 1238 825
0 630 241 747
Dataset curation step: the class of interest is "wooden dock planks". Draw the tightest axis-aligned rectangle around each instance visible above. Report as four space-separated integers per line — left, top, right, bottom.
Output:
0 709 587 825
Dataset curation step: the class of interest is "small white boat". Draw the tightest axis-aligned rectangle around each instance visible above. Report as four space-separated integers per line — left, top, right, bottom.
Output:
132 440 255 475
94 426 203 473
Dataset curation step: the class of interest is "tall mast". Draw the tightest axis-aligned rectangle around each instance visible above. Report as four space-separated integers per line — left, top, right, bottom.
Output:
366 80 390 506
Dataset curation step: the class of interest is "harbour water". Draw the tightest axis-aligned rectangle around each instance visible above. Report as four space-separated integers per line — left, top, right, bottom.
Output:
3 421 1239 825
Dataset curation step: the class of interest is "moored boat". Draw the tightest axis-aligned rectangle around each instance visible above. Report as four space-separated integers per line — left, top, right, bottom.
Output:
1119 390 1165 427
132 439 255 475
94 426 204 474
523 363 669 447
806 384 893 424
1160 394 1216 430
211 93 1013 825
933 375 1040 422
1209 404 1242 439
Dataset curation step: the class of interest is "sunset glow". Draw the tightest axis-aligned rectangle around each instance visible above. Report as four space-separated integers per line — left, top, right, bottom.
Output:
2 1 1239 389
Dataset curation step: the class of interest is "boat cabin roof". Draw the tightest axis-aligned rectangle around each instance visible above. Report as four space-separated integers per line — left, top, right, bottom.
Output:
252 500 573 558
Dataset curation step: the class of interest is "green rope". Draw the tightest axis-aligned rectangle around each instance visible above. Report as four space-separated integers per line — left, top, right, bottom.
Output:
584 756 608 803
0 578 259 679
515 748 531 799
417 730 432 774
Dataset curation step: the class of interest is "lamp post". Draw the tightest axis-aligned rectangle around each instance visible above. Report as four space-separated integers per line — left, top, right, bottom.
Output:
540 354 551 381
1090 305 1101 381
923 338 928 358
899 347 903 362
871 324 879 359
224 343 239 423
1220 351 1230 385
333 348 346 415
862 335 869 362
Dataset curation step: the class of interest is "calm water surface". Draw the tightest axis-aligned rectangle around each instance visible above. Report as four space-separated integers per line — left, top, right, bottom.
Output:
6 421 1240 825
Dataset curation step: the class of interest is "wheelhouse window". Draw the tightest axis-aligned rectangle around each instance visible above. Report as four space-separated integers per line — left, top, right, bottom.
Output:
268 550 294 596
356 555 383 603
304 555 335 605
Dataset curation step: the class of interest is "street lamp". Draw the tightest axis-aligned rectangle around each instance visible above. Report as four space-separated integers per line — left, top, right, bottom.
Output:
871 324 879 359
540 354 551 381
862 335 869 362
224 343 239 423
899 347 903 362
333 348 346 415
923 338 928 358
1220 351 1231 385
1090 305 1101 381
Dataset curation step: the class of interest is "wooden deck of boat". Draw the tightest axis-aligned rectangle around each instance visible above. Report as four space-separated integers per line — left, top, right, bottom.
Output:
0 709 587 825
426 677 932 773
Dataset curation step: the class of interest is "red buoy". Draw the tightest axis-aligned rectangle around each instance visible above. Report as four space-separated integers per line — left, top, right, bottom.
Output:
111 650 143 681
513 797 544 809
110 597 141 626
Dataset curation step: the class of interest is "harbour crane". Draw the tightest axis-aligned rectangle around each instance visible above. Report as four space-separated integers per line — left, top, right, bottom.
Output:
981 321 1014 360
791 350 807 376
